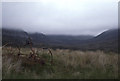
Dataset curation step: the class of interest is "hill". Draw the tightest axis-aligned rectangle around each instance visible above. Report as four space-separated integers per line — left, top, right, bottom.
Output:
78 29 119 52
2 28 119 52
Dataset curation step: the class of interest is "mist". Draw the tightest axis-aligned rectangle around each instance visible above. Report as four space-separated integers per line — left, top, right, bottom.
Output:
2 0 118 35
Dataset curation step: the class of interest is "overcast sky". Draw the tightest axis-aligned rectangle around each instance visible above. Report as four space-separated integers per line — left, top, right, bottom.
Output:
2 0 118 36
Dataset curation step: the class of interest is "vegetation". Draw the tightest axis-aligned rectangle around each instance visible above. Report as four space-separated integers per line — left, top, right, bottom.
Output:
2 47 119 79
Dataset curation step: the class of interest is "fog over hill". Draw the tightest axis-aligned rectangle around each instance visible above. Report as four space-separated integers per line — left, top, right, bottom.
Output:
2 1 118 53
2 28 119 53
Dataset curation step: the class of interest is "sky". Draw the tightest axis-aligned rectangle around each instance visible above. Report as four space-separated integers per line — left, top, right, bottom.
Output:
2 0 118 36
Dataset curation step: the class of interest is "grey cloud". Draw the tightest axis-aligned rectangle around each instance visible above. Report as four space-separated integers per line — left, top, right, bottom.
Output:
2 0 118 35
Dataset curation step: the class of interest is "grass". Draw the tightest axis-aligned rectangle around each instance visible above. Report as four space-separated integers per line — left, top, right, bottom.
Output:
2 47 119 79
0 47 2 80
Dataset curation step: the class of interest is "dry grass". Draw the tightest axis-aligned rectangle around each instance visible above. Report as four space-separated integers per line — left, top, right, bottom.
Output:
2 47 119 79
0 47 2 80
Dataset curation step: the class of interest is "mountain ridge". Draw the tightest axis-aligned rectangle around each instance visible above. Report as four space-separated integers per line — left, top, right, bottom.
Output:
2 28 119 52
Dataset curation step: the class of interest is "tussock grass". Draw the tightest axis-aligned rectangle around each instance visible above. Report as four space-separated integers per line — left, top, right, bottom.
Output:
2 47 119 79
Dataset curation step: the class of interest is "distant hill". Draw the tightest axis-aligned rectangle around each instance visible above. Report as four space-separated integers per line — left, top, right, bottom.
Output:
2 28 119 52
78 29 119 52
46 35 94 46
2 28 26 46
2 28 47 47
2 28 93 47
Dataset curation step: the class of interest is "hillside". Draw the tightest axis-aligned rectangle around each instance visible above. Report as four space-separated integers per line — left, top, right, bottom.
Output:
81 29 119 52
2 28 26 46
2 28 93 47
2 28 119 52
